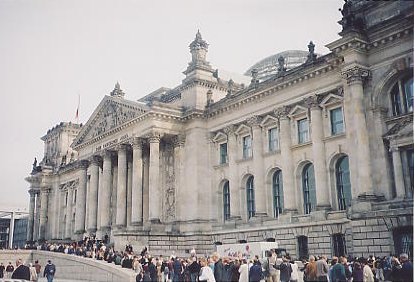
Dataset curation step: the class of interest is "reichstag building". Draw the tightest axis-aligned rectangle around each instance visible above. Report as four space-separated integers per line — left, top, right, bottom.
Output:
26 0 413 259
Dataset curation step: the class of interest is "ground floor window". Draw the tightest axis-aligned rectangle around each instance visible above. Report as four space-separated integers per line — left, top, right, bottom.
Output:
332 233 347 257
297 236 309 260
393 226 413 259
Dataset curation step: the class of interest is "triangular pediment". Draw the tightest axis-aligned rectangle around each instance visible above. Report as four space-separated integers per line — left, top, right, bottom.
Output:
72 96 148 148
384 115 414 139
320 93 343 107
260 115 278 128
235 124 251 136
288 105 308 117
212 132 227 143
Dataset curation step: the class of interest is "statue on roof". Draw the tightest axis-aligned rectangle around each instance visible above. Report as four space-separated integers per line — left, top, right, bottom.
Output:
339 0 365 32
250 69 259 87
189 30 209 51
306 41 317 63
276 56 286 77
110 82 125 98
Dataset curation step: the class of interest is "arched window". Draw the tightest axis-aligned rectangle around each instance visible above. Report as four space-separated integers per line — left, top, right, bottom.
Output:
336 156 352 210
223 181 230 221
302 163 316 214
391 75 413 116
272 170 284 218
246 176 255 219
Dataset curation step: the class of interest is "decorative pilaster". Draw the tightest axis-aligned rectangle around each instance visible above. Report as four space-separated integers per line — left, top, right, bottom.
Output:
148 133 161 223
87 156 100 233
75 160 88 234
100 152 112 230
116 144 128 227
65 187 73 239
305 95 331 210
173 135 185 222
39 188 50 240
223 125 241 220
247 115 267 217
275 106 297 213
131 138 143 225
390 147 406 199
27 191 36 242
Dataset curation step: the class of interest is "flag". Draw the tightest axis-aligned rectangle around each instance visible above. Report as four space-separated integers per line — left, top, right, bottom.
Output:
75 94 80 123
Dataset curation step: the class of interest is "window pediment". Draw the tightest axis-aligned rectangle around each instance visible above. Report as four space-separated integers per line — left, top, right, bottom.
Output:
260 115 279 128
212 131 227 143
288 105 308 119
320 93 343 109
235 124 251 136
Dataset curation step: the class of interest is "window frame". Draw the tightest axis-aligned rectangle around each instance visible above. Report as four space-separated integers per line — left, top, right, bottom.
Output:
302 163 316 214
246 176 255 219
272 170 283 218
330 107 345 136
223 181 231 221
219 142 228 164
242 135 253 159
336 156 352 210
268 127 280 152
390 75 413 117
297 118 310 144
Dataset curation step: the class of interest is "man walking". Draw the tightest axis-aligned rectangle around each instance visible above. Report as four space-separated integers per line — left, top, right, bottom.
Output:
316 256 329 281
44 260 56 282
11 259 30 280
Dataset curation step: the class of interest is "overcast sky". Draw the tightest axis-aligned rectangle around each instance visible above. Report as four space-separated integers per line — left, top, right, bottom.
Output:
0 0 343 210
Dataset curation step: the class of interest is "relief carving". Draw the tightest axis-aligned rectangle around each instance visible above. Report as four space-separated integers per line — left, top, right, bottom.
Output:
163 143 176 221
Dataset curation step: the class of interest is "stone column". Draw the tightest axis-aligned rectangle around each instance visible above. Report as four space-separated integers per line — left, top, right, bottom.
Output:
126 155 133 228
148 134 161 223
306 96 331 209
33 192 41 241
342 66 376 200
65 187 73 239
87 156 100 233
224 125 241 220
248 116 267 217
75 160 88 234
275 107 297 213
39 189 49 240
131 138 143 225
391 146 406 198
100 151 112 231
116 144 128 227
27 191 36 242
173 135 185 221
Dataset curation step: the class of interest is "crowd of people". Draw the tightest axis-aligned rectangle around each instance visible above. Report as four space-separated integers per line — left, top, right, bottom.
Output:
17 235 413 282
0 258 56 282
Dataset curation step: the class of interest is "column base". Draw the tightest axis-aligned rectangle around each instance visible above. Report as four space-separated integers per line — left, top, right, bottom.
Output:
130 221 144 226
283 208 298 216
316 204 332 211
229 215 242 221
87 228 97 235
150 218 161 224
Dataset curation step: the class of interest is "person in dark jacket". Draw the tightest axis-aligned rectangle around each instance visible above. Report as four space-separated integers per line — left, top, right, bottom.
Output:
11 259 30 281
279 257 292 282
212 253 225 282
249 259 263 282
172 257 183 282
188 257 201 282
352 261 363 282
149 258 158 282
43 260 56 282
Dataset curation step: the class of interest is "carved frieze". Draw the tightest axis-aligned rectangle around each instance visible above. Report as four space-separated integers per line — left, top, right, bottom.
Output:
274 105 291 119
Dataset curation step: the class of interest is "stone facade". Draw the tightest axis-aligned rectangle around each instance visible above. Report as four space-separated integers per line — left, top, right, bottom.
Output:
26 0 413 259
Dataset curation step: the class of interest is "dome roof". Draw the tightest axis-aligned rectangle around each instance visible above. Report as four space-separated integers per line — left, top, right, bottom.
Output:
245 50 310 82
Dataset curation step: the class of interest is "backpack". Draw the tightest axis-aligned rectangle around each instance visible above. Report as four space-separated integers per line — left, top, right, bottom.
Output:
48 265 55 275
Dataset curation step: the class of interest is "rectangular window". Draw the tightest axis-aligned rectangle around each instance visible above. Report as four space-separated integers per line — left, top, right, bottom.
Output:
330 108 344 135
298 118 309 144
297 236 309 260
332 233 347 257
268 128 279 152
391 84 402 116
219 143 228 164
393 227 413 259
242 135 252 159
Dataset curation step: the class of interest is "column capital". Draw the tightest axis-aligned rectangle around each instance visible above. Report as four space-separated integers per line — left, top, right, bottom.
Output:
223 125 236 135
101 149 115 161
274 106 291 119
131 137 143 149
89 155 101 166
78 159 89 169
147 133 161 143
341 66 371 85
173 134 186 147
304 95 321 110
246 115 263 127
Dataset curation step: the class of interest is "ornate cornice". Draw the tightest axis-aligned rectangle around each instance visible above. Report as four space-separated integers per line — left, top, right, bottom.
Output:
223 125 236 135
341 66 370 85
304 95 320 110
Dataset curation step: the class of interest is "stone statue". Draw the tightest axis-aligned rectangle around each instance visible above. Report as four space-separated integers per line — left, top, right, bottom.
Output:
306 41 317 63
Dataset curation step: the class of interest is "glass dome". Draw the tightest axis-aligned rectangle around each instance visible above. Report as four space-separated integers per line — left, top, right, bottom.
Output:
245 50 310 82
